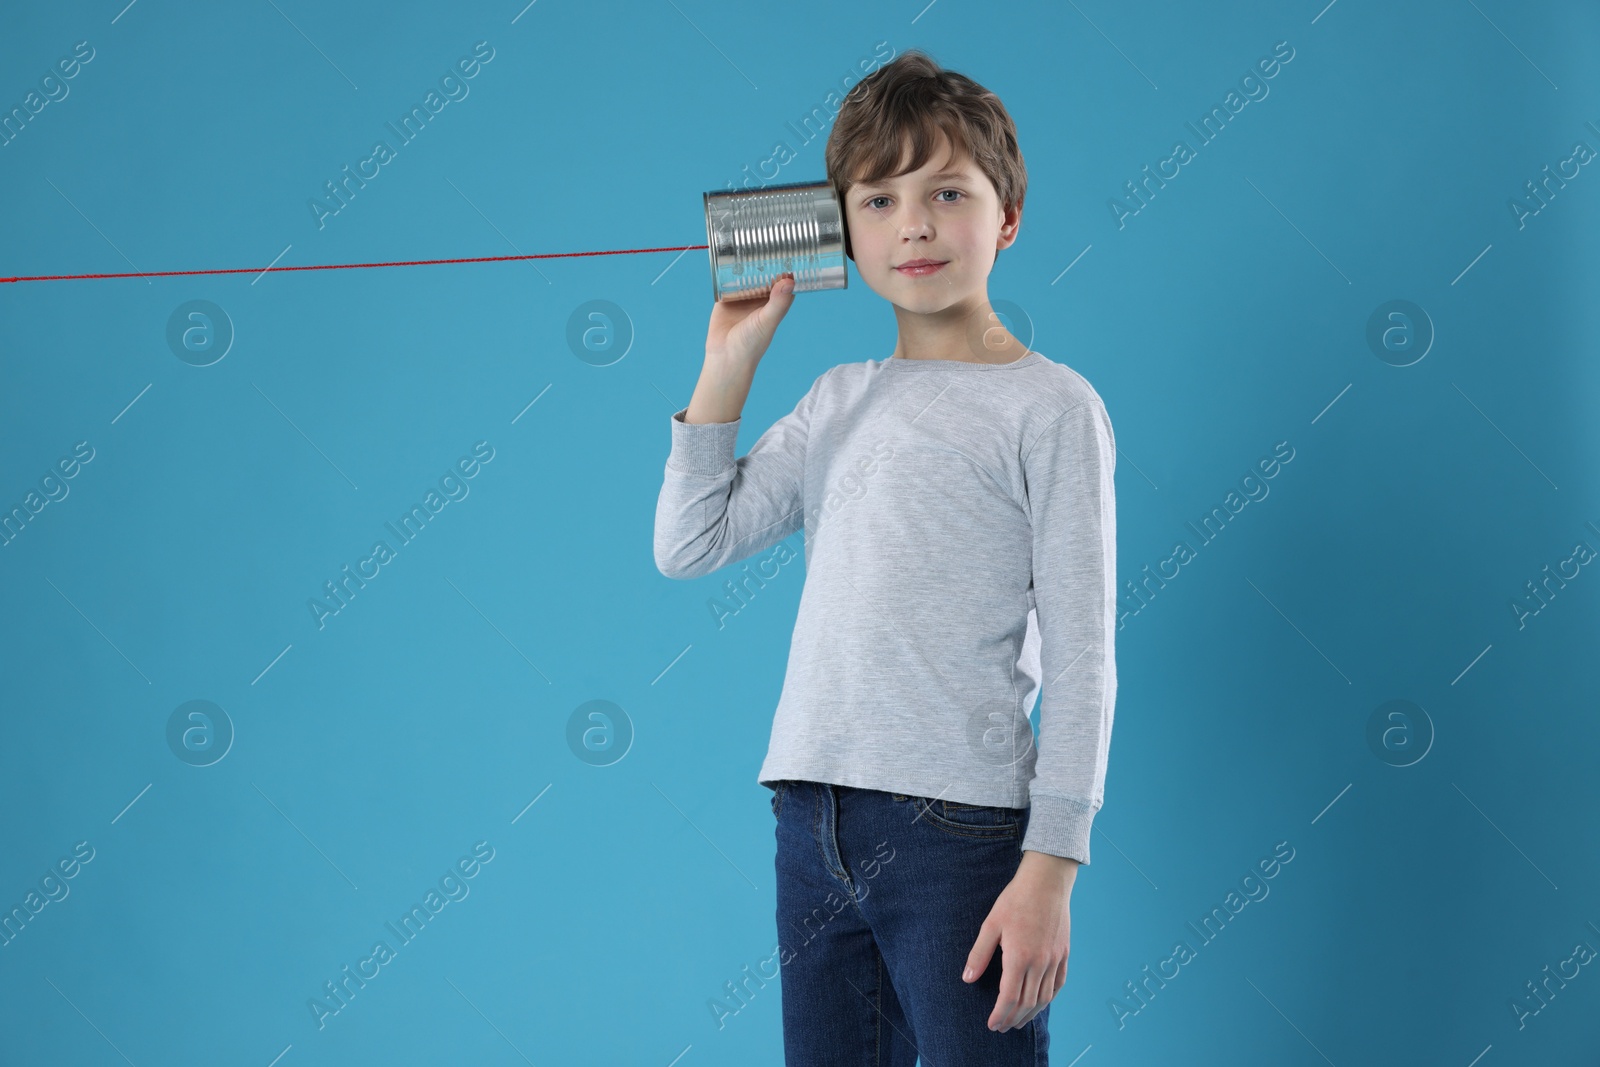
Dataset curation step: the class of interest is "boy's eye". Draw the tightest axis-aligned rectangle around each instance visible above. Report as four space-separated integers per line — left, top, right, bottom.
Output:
864 190 964 210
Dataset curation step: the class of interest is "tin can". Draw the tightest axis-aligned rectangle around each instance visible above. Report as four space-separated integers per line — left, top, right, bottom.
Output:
703 180 849 302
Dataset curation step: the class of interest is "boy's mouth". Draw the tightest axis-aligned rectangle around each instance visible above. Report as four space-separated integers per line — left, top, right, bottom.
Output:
894 259 948 276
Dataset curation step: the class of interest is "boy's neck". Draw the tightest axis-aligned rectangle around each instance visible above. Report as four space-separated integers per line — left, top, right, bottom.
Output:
887 298 1031 364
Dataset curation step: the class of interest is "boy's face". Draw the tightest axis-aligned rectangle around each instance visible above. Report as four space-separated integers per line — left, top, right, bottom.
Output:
843 131 1021 323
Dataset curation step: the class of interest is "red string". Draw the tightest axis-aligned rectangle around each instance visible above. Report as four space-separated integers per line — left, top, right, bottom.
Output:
0 243 710 284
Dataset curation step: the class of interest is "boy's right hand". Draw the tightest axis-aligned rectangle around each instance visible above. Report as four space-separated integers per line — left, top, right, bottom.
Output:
705 272 797 370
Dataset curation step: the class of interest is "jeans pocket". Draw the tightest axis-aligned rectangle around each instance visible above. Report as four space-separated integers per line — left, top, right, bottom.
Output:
912 796 1022 839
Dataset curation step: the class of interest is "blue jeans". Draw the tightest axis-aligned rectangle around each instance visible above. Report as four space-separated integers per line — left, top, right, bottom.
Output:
771 779 1051 1065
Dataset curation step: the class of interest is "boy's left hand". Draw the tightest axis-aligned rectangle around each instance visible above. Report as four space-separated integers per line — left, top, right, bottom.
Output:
962 850 1077 1032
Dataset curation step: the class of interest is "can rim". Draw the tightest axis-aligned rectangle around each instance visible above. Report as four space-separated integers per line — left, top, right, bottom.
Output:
702 190 720 303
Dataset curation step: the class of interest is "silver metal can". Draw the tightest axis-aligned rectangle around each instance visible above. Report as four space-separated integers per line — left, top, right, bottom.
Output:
703 180 849 302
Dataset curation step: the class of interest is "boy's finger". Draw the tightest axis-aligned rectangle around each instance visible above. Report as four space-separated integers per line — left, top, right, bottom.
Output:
988 972 1021 1031
963 919 1000 982
1010 965 1047 1030
988 951 1030 1030
764 278 796 321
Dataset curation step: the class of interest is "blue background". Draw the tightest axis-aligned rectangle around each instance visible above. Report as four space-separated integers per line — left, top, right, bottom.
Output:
3 1 1598 1064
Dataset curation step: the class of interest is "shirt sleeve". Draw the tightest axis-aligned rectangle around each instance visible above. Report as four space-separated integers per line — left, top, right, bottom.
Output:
653 371 827 580
1019 398 1118 864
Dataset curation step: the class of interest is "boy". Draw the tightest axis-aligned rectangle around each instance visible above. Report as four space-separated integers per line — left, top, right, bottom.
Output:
655 49 1116 1065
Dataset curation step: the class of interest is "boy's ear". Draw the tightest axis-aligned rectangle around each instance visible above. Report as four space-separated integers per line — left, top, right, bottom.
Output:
996 200 1023 251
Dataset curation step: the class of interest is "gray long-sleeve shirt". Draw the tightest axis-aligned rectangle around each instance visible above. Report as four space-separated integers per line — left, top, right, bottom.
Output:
653 350 1116 863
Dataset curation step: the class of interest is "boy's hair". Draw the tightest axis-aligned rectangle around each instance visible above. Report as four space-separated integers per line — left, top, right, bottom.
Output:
825 49 1027 262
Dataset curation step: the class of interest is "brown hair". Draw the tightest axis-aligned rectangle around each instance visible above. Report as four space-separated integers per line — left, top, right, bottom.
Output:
825 49 1027 262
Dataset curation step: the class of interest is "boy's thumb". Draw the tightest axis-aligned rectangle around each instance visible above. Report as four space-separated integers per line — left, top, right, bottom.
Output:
758 276 796 327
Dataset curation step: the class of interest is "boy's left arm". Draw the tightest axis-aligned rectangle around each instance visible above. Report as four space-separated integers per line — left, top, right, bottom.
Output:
962 397 1118 1033
963 850 1078 1032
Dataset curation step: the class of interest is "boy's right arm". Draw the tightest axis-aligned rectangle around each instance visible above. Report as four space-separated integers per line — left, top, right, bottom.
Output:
655 274 814 580
653 352 826 580
681 348 759 427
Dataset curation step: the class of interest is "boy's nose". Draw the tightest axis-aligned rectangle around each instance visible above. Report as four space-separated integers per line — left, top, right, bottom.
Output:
894 212 934 238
